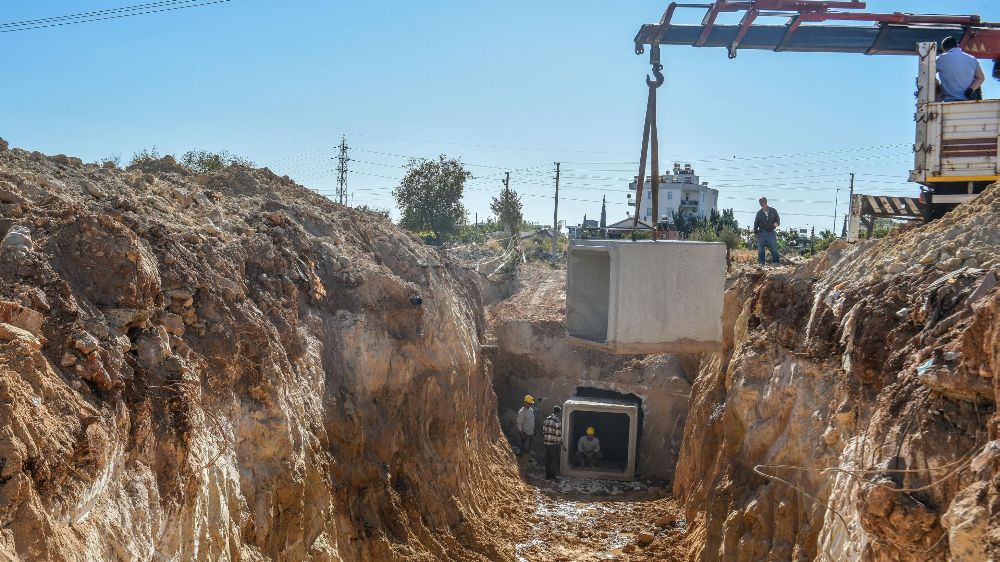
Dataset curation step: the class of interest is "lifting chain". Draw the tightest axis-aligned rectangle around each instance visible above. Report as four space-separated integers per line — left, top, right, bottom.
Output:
631 44 664 241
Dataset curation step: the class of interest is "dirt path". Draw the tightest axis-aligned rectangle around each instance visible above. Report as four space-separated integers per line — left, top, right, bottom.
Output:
488 264 566 328
514 459 687 561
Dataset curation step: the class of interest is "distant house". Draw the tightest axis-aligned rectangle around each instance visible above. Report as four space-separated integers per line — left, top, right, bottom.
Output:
568 219 599 239
628 163 719 224
605 217 652 239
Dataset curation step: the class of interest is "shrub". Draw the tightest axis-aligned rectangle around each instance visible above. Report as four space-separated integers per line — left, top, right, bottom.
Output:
181 149 254 173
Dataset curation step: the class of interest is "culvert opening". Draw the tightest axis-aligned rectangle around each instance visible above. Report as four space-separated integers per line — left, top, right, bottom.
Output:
562 387 643 481
566 250 610 343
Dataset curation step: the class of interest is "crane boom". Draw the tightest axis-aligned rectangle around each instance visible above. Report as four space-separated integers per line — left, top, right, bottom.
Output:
636 1 1000 60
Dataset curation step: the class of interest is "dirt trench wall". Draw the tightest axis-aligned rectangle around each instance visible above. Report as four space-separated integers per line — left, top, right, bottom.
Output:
674 186 1000 561
0 147 525 561
489 310 694 481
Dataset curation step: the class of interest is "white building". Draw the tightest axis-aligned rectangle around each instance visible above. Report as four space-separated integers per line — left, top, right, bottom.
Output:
627 163 719 224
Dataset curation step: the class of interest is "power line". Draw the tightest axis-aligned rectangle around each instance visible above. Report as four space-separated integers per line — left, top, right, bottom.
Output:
0 0 234 33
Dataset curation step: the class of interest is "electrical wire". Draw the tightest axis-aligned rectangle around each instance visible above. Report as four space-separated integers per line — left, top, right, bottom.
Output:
0 0 234 33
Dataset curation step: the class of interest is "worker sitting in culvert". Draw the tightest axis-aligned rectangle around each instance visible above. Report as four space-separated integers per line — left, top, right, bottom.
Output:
574 426 602 468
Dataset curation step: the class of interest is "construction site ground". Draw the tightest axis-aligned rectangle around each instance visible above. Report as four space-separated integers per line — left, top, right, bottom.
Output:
513 456 686 562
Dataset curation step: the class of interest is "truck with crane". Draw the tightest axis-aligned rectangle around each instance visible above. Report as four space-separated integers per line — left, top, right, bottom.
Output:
630 1 1000 239
566 1 1000 356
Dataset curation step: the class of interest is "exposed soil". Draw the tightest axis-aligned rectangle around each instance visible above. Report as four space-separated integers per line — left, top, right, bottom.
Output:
0 145 526 561
674 185 1000 561
514 460 686 562
2 138 997 562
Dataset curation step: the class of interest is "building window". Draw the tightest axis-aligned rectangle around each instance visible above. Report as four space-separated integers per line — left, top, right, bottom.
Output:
667 191 673 200
646 191 651 200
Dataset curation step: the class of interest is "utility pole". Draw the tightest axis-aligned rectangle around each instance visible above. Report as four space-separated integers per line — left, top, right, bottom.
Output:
846 172 855 236
835 173 854 236
335 135 350 205
551 162 560 263
502 171 512 236
833 189 839 234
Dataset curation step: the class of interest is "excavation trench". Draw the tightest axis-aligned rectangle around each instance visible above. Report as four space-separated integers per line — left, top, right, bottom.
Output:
2 141 995 562
484 263 695 560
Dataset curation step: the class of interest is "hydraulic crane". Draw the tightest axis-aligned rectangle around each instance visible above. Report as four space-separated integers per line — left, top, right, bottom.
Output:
629 0 1000 237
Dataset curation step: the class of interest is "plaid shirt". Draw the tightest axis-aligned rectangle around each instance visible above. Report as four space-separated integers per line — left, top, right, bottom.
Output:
542 414 562 445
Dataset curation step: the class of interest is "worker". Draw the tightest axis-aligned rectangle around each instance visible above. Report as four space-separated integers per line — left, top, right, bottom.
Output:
515 394 536 457
753 197 780 266
574 426 602 468
542 405 563 480
937 36 985 102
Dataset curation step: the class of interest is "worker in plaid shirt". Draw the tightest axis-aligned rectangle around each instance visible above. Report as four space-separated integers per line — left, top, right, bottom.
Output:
542 405 563 480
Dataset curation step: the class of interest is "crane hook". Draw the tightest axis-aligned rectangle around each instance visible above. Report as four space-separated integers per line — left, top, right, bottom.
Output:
646 63 665 88
646 43 664 88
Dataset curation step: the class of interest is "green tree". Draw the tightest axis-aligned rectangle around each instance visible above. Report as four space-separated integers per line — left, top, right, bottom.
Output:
393 155 470 243
491 182 523 235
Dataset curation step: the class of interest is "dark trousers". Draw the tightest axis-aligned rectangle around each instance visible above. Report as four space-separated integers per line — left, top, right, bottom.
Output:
544 444 560 479
574 450 603 468
518 432 534 457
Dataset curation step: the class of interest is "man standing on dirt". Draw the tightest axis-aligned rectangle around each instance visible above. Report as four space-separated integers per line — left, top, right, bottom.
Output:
542 405 563 480
516 395 536 458
753 197 780 266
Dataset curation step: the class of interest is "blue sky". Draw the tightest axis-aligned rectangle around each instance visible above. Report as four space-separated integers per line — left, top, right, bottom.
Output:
4 0 1000 231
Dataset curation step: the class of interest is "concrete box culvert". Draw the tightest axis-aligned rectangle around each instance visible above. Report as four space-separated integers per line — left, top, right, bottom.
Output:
561 397 639 481
566 240 725 354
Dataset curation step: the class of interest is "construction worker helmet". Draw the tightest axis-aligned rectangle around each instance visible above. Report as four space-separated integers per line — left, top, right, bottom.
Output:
586 427 595 436
523 394 535 404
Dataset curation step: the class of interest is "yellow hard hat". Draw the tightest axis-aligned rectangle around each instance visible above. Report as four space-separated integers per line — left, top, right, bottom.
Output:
586 427 595 436
523 394 535 404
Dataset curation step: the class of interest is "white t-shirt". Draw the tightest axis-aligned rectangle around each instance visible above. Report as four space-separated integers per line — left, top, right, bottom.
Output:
516 406 535 435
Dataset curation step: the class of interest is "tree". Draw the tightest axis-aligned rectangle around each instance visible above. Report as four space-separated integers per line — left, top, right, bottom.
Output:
491 180 523 235
393 155 470 243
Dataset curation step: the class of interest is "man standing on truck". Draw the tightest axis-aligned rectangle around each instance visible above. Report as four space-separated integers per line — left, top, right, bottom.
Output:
753 197 780 266
937 36 985 102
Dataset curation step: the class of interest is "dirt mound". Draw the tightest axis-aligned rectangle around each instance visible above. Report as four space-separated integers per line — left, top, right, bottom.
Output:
674 185 1000 560
0 144 527 560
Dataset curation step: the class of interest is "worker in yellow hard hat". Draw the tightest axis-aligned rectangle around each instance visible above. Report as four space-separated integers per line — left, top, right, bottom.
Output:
574 426 602 468
515 394 537 458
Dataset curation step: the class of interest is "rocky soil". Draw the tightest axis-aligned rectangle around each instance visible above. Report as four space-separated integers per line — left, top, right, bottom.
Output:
674 185 1000 561
514 473 685 562
0 144 529 561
